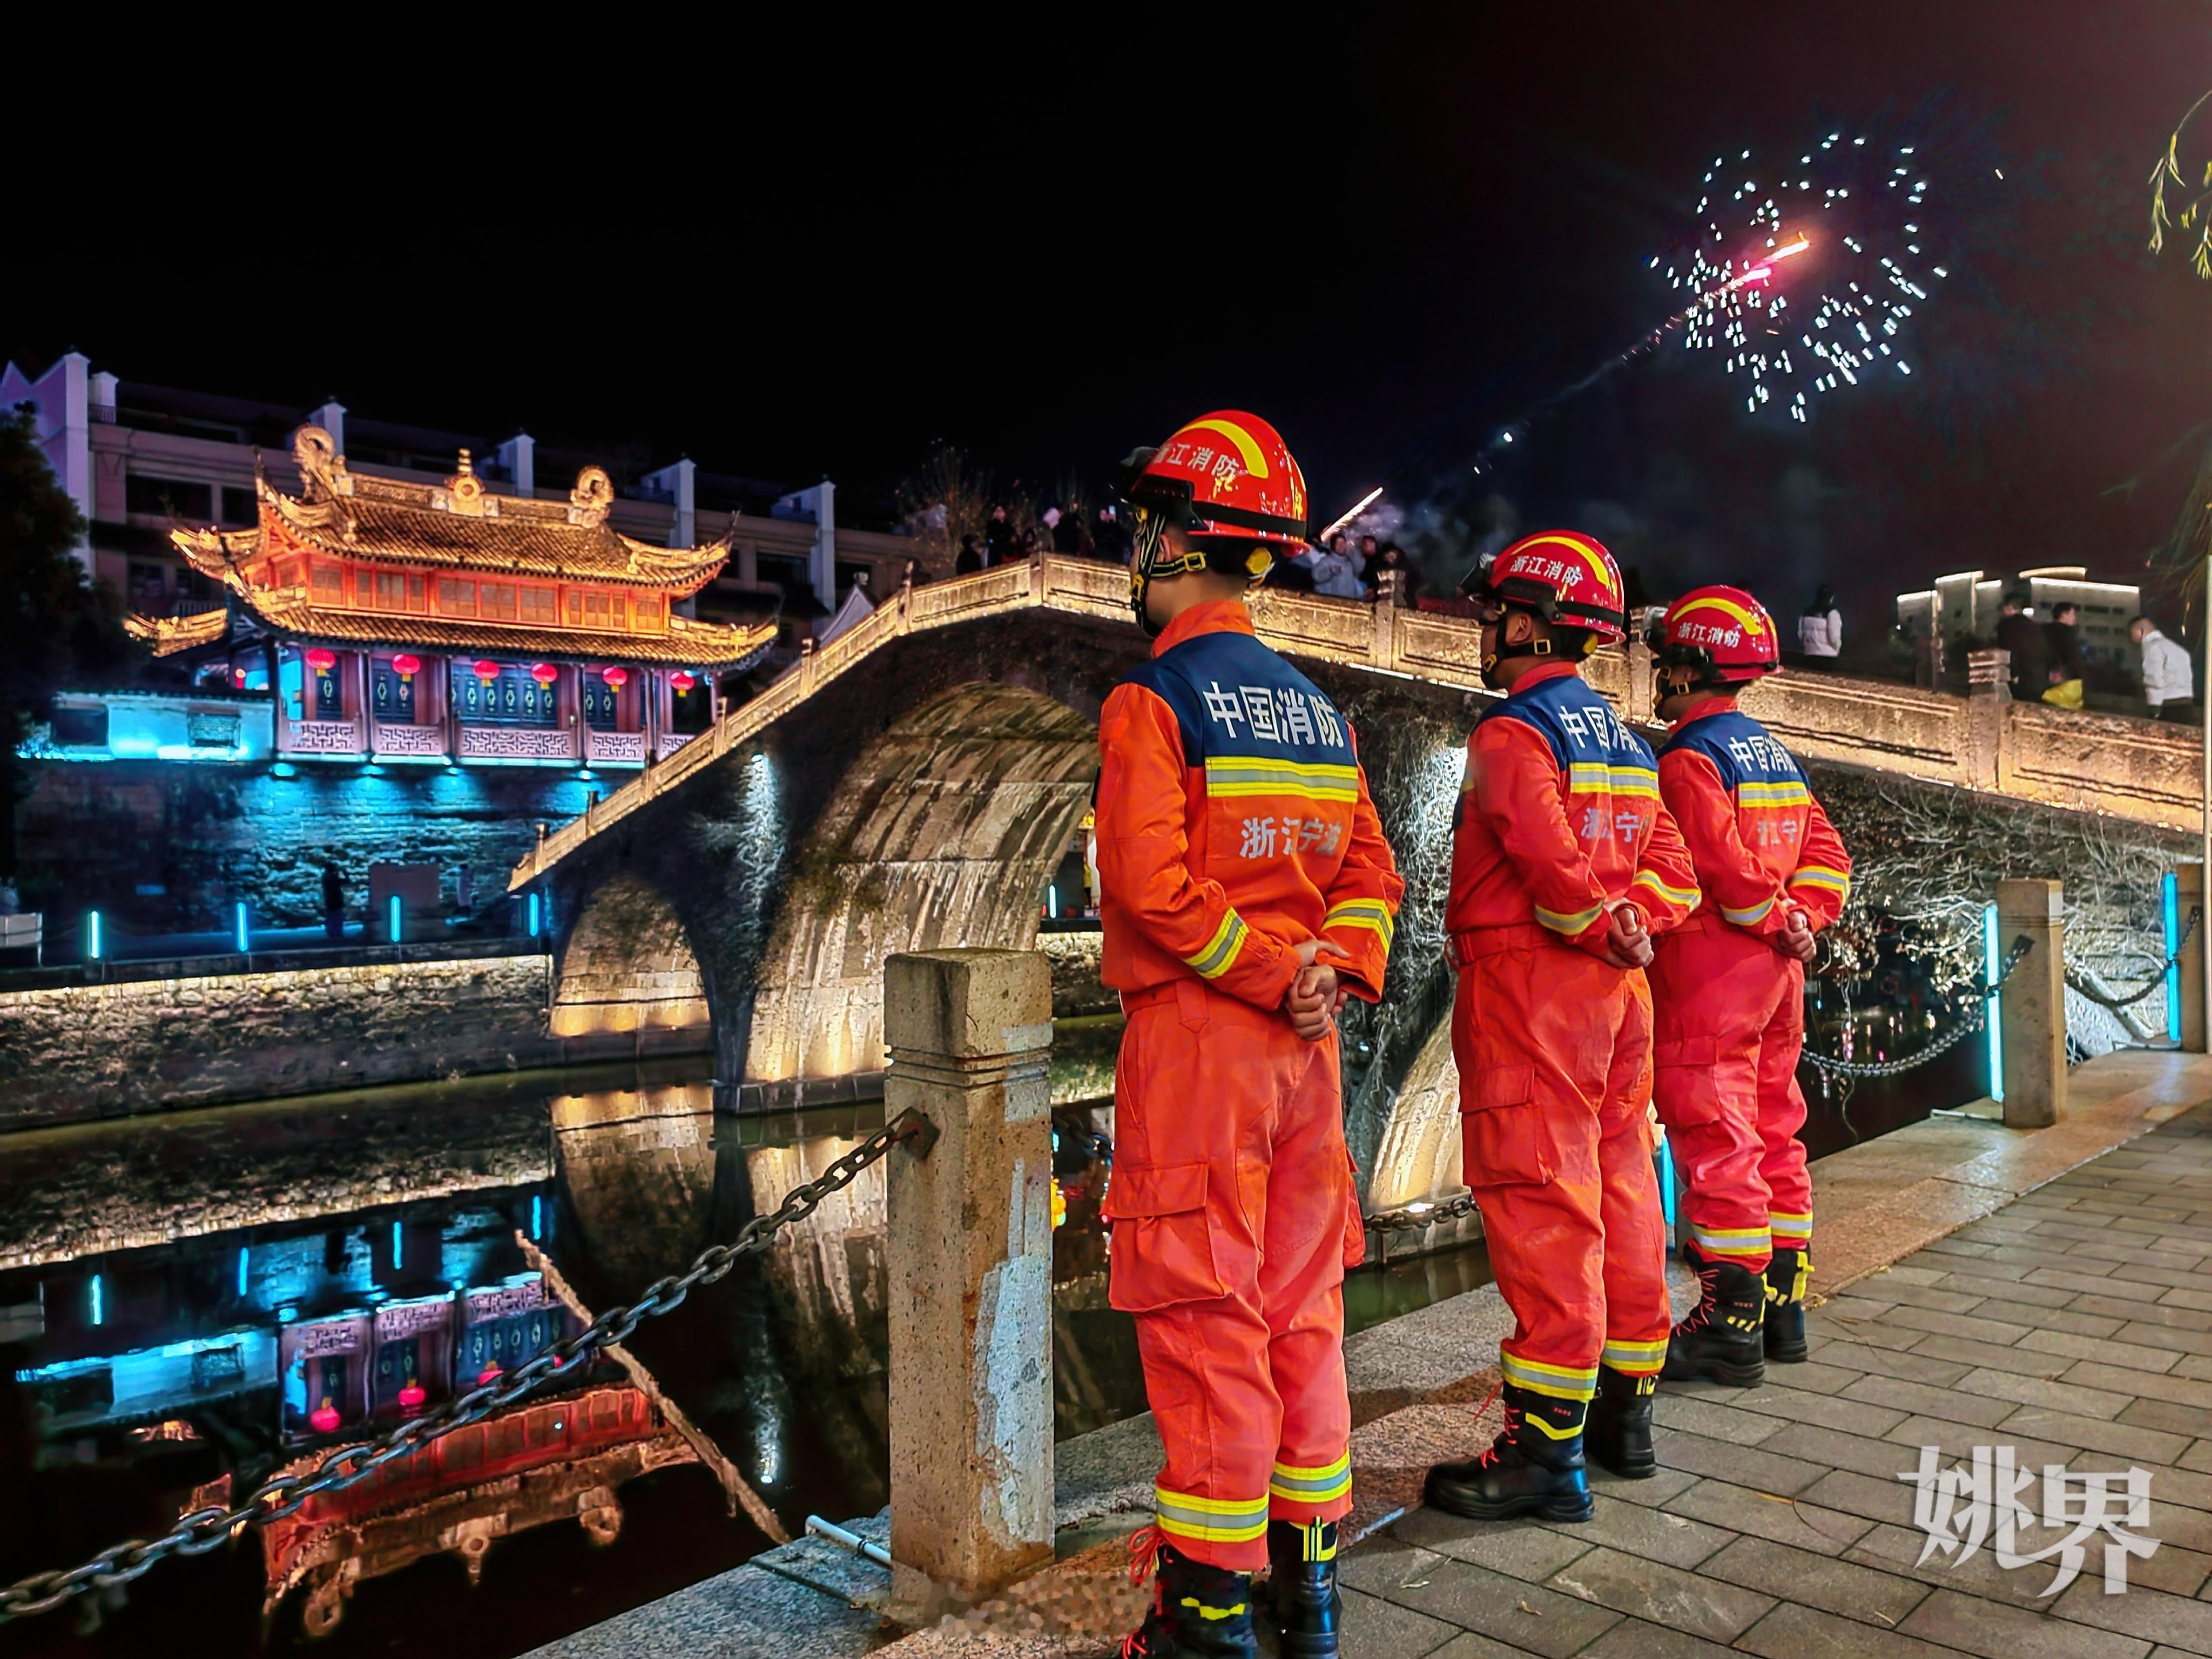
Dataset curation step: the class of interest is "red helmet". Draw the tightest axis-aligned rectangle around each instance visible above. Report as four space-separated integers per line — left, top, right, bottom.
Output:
1651 585 1781 683
1461 530 1628 644
1120 411 1311 632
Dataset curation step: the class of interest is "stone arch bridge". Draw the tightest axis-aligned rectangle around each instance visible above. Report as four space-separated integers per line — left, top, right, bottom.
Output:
512 555 2207 1205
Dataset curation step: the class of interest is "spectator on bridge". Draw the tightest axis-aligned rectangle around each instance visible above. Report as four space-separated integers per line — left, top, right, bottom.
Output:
321 861 346 941
2041 602 2086 709
900 556 932 588
1799 585 1842 663
2133 615 2195 721
955 535 983 575
1994 591 2047 703
1355 532 1381 588
1287 531 1366 598
1052 507 1089 555
1092 502 1131 564
984 504 1018 565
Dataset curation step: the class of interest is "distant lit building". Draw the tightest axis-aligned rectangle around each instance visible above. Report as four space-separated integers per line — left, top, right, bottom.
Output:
1895 565 2142 669
129 426 771 768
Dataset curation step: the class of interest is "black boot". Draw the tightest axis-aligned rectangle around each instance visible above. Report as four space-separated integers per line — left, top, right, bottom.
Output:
1422 1384 1594 1523
1662 1243 1768 1388
1261 1519 1340 1659
1120 1533 1257 1659
1765 1246 1812 1364
1584 1366 1656 1479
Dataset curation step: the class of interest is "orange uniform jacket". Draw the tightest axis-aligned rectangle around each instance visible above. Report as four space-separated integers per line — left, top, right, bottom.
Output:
1096 600 1404 1008
1447 662 1700 949
1655 699 1852 934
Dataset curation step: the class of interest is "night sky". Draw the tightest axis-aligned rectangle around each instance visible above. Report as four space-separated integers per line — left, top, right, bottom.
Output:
8 4 2207 625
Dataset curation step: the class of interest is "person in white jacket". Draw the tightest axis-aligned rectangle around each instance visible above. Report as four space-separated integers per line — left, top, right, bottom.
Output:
1287 532 1368 599
2132 615 2195 720
1799 585 1842 660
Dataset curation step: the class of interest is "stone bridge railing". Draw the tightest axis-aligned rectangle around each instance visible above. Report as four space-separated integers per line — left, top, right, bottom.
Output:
510 557 2207 891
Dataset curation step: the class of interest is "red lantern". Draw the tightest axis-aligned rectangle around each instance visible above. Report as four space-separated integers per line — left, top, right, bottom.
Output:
391 653 421 680
530 663 559 686
309 1401 341 1435
601 666 629 690
670 671 696 694
233 667 247 686
473 659 500 683
397 1381 427 1413
477 1364 502 1386
305 648 337 675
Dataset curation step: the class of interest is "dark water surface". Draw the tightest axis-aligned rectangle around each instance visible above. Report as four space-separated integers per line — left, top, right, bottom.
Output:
0 1062 1493 1659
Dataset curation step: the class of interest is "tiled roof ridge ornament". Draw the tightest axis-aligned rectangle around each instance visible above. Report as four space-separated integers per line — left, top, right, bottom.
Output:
291 423 358 538
436 449 496 519
568 465 614 529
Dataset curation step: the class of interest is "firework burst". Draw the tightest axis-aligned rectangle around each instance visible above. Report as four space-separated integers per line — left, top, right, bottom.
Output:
1655 129 1944 421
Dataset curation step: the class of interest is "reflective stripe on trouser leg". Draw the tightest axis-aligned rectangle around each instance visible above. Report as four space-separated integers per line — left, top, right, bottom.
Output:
1155 1486 1269 1548
1688 1224 1772 1263
1769 1211 1812 1247
1600 1337 1669 1377
1268 1454 1351 1507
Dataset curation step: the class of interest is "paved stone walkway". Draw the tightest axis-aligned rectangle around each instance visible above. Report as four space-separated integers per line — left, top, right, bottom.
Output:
1337 1102 2212 1659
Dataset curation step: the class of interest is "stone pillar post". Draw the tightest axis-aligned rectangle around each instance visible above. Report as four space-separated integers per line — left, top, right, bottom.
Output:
2178 864 2207 1054
1627 634 1655 726
1965 649 2009 792
1371 568 1401 670
884 948 1055 1607
1996 878 2067 1129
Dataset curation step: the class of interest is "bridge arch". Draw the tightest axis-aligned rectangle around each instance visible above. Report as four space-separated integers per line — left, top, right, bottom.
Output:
550 872 713 1055
744 680 1099 1084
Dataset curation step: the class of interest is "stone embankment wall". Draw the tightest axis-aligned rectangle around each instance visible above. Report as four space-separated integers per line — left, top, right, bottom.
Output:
0 952 705 1130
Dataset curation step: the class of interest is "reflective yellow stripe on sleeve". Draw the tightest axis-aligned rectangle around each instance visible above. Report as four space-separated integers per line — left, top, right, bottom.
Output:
1323 900 1395 949
1534 902 1604 936
1631 871 1699 910
1184 911 1250 980
1788 866 1851 897
1721 896 1776 927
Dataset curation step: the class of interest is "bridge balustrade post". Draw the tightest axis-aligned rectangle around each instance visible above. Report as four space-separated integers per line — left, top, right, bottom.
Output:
1372 568 1401 670
1996 878 2068 1128
1965 649 2009 792
2178 864 2207 1053
882 948 1056 1607
1627 635 1655 726
799 634 817 694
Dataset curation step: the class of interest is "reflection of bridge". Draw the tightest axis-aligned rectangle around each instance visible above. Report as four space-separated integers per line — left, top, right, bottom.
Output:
510 555 2208 1206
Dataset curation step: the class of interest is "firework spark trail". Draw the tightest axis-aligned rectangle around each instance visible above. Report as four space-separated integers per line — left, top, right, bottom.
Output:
1660 131 1944 421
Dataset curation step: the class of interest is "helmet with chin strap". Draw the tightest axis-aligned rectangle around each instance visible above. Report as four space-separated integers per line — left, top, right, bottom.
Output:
1119 410 1311 635
1459 530 1628 683
1650 584 1782 690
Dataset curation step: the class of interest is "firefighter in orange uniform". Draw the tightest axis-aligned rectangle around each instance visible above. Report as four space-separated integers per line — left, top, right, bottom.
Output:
1098 412 1403 1659
1646 587 1852 1385
1422 532 1701 1523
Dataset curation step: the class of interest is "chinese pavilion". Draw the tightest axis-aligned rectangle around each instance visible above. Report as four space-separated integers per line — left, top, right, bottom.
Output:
128 425 774 767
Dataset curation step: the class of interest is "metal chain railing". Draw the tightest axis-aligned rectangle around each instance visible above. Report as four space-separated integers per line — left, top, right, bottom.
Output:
2066 907 2201 1015
1368 1191 1482 1233
0 1108 939 1627
1799 934 2034 1080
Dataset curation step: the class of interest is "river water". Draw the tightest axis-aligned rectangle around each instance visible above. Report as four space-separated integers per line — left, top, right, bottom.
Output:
0 1060 1491 1658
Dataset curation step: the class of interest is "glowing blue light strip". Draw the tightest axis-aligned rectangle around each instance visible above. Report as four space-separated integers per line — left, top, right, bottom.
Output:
1984 901 2004 1103
531 1195 543 1239
90 1274 103 1326
392 1220 403 1270
234 900 249 954
2164 871 2183 1044
528 893 542 938
238 1246 250 1299
86 911 102 961
388 894 402 944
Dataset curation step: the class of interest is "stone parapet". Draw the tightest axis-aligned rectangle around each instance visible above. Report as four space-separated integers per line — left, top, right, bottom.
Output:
0 952 706 1129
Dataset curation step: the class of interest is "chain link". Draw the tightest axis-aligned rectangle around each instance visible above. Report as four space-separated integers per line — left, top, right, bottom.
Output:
1367 1191 1483 1233
0 1108 936 1626
1800 934 2034 1080
2066 907 2201 1015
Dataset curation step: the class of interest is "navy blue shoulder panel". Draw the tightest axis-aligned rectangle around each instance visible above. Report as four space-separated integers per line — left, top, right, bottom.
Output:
1116 658 1204 767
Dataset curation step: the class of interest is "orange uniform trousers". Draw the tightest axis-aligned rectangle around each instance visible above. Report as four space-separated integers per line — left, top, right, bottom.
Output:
1453 927 1673 1402
1106 979 1363 1570
1648 916 1812 1271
